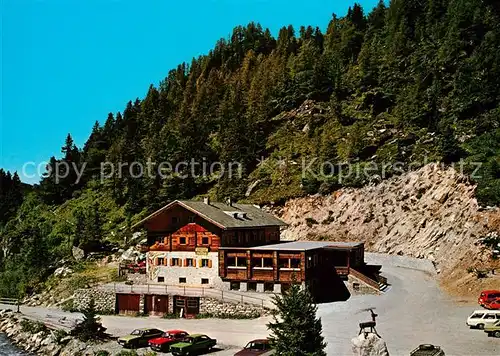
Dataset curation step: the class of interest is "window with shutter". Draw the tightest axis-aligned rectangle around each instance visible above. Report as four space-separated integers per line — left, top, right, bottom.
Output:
200 259 210 267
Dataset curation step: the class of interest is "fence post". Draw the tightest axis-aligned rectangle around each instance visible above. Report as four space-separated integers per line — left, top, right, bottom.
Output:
184 286 186 295
147 283 150 294
114 282 116 292
221 290 224 301
165 285 167 295
241 295 243 303
17 299 20 313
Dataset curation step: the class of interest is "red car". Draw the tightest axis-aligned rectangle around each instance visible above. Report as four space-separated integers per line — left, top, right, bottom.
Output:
234 339 273 355
149 330 189 352
485 298 500 310
479 290 500 306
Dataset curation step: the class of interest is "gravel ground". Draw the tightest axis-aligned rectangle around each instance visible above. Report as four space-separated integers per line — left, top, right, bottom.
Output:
2 253 498 356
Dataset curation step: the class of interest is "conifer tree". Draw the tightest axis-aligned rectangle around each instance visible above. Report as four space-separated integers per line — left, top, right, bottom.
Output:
71 298 106 341
267 284 327 356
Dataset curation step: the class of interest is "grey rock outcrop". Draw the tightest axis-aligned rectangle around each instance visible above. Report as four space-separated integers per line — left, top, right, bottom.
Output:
277 163 500 296
351 333 390 356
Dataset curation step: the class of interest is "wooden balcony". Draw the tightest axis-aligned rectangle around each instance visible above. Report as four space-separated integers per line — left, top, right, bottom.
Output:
250 268 275 281
278 269 302 282
226 267 248 280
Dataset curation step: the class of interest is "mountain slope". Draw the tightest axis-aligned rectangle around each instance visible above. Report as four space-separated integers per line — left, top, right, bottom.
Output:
276 163 500 297
2 0 500 297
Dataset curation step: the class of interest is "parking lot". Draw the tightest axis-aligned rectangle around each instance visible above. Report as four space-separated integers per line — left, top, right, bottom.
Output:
3 253 498 355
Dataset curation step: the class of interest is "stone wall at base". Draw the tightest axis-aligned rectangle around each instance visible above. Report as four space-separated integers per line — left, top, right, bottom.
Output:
199 297 267 318
73 288 116 313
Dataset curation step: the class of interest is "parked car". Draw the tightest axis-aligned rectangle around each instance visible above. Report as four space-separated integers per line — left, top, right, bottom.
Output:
148 329 189 352
117 328 164 348
409 344 445 356
234 339 274 355
484 297 500 310
478 290 500 306
466 310 500 329
484 320 500 338
170 334 217 355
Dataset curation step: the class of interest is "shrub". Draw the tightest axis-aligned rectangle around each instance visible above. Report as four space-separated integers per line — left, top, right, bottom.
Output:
195 312 260 319
61 299 75 312
114 351 138 356
305 217 319 227
162 312 180 319
475 270 488 279
20 319 48 334
52 329 68 344
94 351 110 356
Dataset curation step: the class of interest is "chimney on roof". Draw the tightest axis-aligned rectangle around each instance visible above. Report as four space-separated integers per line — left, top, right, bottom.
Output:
203 196 210 205
226 197 233 206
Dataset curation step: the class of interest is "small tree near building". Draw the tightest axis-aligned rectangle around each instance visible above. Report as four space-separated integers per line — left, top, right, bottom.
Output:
267 284 327 356
71 298 107 341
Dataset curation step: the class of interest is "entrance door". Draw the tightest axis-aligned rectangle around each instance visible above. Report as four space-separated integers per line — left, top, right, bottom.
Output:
145 295 169 315
185 297 199 317
173 296 200 318
116 294 140 315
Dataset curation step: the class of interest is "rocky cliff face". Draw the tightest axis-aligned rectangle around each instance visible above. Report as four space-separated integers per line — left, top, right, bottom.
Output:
275 163 500 297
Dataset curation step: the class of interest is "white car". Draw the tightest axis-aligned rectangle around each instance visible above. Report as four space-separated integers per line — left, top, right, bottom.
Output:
466 310 500 329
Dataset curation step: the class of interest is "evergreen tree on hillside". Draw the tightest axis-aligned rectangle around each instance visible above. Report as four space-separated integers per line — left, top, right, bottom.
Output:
72 204 104 256
3 0 500 300
25 0 500 212
0 170 24 226
268 284 327 356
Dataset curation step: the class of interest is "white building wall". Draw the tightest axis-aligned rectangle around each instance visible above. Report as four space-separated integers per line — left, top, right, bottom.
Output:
146 251 223 288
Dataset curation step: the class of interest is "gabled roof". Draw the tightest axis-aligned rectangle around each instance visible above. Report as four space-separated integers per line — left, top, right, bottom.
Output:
132 200 287 230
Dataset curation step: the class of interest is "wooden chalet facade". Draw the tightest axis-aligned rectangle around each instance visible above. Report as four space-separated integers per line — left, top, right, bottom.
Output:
134 199 373 301
133 198 285 289
219 241 364 301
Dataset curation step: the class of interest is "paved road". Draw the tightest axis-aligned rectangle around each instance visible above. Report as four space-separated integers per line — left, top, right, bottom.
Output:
2 253 499 355
318 254 499 355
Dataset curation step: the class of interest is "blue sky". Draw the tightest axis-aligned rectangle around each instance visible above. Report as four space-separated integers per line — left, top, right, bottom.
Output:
1 0 380 184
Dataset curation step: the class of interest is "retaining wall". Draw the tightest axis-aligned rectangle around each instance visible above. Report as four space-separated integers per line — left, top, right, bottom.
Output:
73 288 116 313
199 297 266 318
